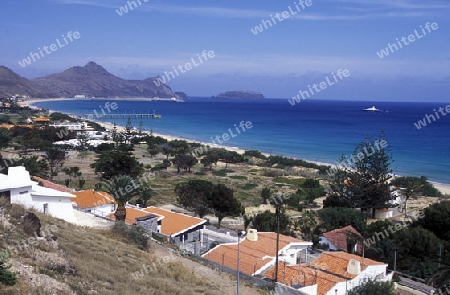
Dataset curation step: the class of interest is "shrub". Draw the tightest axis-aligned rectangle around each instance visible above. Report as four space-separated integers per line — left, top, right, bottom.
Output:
8 204 25 220
128 226 149 250
111 222 149 250
0 256 17 286
212 169 234 177
229 175 247 180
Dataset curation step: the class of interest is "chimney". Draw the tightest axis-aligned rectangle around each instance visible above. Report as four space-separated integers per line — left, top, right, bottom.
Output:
247 228 258 242
347 259 361 275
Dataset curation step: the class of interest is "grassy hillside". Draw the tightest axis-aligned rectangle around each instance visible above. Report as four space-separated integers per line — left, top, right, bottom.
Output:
0 203 267 295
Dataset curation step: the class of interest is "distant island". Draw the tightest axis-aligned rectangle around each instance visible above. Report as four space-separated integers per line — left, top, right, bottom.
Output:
212 90 265 99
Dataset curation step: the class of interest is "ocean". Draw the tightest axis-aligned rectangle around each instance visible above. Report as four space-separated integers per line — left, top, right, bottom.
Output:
34 98 450 184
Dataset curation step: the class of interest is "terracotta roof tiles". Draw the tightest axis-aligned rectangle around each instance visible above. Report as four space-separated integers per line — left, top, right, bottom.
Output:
71 189 116 209
143 207 206 237
32 176 73 193
322 225 363 253
203 232 309 275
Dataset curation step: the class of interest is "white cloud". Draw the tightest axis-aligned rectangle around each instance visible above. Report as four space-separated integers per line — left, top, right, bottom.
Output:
49 0 448 21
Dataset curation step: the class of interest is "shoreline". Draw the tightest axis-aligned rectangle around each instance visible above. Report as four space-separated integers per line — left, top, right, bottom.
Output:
25 98 450 194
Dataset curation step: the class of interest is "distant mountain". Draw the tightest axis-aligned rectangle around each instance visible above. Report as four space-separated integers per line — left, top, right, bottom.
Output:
212 90 265 99
0 62 183 99
0 66 47 98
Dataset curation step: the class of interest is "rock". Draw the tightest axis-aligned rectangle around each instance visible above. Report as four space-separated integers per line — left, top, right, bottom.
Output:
22 212 41 237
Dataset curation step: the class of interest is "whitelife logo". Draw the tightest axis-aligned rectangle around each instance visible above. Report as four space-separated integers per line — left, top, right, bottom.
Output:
376 22 439 59
288 69 350 106
18 31 81 68
250 0 313 35
153 50 215 87
116 0 148 16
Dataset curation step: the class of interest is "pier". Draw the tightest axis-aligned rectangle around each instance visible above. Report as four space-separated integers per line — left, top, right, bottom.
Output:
68 111 161 119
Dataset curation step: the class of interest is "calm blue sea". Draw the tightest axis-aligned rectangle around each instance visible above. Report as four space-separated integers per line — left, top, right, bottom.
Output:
35 98 450 184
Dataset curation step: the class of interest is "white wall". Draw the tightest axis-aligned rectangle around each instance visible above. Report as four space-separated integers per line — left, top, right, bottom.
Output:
319 236 339 251
324 264 391 295
10 186 33 206
31 195 77 223
297 284 317 295
282 244 311 265
10 185 77 223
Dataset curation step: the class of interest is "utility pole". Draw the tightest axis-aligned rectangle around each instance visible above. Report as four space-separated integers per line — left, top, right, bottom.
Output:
237 231 245 295
394 249 397 272
274 203 280 284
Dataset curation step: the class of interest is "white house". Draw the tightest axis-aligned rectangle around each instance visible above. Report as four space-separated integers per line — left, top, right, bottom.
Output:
202 229 312 276
0 167 77 223
264 252 393 295
71 189 116 218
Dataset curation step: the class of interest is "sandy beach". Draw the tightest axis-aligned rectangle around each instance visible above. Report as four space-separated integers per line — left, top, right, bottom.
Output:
22 98 450 195
22 98 249 155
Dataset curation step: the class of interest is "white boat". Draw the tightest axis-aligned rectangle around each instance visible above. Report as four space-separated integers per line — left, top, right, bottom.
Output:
363 106 382 112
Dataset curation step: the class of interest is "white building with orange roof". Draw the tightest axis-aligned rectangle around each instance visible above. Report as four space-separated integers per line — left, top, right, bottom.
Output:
106 205 207 247
202 229 312 276
264 251 393 295
71 189 117 218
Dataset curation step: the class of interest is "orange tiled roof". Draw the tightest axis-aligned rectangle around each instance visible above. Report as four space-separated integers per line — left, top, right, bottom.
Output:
143 207 206 236
311 252 385 279
0 124 34 130
32 176 73 193
33 116 50 122
264 252 386 295
112 207 157 224
203 232 308 275
322 225 363 253
106 207 159 224
71 189 116 209
265 262 343 295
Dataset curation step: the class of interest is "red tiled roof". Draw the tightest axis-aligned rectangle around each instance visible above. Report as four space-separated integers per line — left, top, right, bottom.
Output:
322 225 363 253
32 176 73 193
203 232 308 275
71 189 116 209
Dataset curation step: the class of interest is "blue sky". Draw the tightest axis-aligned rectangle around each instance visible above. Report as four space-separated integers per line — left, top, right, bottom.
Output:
1 0 449 100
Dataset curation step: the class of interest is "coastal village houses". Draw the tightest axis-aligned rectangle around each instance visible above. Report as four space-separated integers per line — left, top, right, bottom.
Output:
0 166 77 223
202 229 392 295
202 229 313 276
264 252 393 295
103 205 207 248
319 225 363 254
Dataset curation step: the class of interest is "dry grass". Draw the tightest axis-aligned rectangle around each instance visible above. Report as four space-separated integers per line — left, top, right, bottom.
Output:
0 210 267 295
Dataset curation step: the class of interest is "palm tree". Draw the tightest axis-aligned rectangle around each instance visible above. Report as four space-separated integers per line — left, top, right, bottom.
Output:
97 175 140 221
140 181 157 208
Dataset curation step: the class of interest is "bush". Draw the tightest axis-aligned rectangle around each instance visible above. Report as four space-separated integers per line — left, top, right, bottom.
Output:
273 177 305 186
112 222 149 250
0 256 17 286
348 279 395 295
128 226 149 250
8 204 25 220
229 175 247 180
261 169 284 178
212 169 234 177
